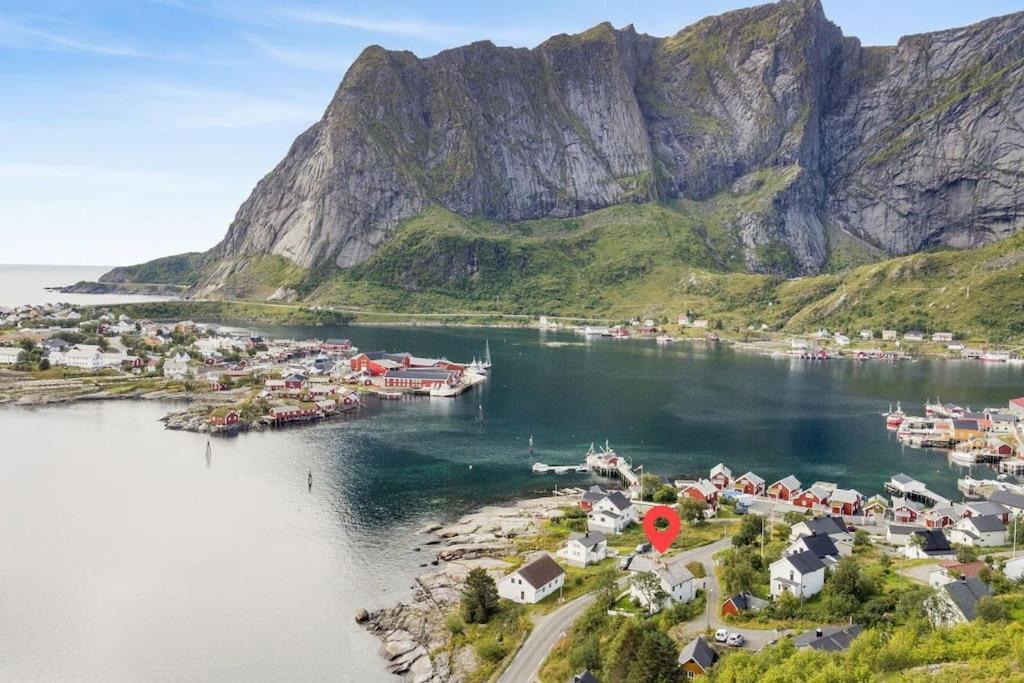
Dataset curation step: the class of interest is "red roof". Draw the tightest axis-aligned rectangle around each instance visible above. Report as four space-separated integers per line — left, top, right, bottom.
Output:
1011 397 1024 408
938 560 986 578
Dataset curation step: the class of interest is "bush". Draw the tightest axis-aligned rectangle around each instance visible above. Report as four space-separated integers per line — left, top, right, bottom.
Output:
445 613 464 635
474 637 508 663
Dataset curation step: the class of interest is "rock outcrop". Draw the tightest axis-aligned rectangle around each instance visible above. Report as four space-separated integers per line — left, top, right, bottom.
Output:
173 1 1024 288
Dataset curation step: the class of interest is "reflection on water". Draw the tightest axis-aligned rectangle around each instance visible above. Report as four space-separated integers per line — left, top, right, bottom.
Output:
1 325 1022 680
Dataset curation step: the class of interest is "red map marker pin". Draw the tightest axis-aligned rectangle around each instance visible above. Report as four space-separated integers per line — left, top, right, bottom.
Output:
642 505 681 554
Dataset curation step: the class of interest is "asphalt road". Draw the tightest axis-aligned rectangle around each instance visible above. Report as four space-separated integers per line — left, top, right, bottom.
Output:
498 538 732 683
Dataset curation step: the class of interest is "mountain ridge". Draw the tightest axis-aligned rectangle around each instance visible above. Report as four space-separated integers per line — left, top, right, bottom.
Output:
103 0 1024 316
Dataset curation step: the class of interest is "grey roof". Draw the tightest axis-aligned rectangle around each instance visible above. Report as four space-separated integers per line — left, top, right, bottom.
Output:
737 471 765 485
912 529 952 553
943 577 992 621
516 554 565 589
892 473 915 485
725 592 769 612
779 549 825 574
603 491 632 511
794 625 863 652
773 475 801 490
384 368 455 380
989 490 1024 509
677 636 717 670
965 515 1005 533
802 516 847 537
796 534 839 559
887 524 919 535
571 532 607 550
629 556 694 587
968 501 1009 517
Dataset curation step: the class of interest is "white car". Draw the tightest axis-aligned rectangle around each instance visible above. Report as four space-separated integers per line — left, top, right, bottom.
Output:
726 632 745 647
714 628 729 643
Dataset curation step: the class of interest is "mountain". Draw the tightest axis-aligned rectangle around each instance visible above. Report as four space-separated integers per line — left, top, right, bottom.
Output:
106 0 1024 315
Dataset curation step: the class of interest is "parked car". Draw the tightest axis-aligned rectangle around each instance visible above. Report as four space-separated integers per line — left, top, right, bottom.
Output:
635 542 652 554
714 628 729 643
618 554 634 570
726 632 745 647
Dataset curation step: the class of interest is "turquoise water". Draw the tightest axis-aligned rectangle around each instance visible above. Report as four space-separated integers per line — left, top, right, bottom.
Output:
2 314 1023 679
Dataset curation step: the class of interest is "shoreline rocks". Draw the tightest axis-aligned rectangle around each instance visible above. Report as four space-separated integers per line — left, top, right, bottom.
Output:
360 495 569 682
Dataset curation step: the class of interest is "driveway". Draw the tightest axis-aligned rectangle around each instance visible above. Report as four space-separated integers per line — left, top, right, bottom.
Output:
498 538 732 683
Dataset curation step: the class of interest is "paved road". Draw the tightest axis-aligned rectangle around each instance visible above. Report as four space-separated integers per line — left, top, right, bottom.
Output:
696 548 780 653
499 538 732 683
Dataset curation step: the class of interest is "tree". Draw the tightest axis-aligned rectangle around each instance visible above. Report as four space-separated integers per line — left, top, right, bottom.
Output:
783 511 807 525
854 529 872 548
733 514 765 547
460 567 499 623
594 565 620 609
678 497 707 525
955 544 979 563
626 625 680 683
772 590 800 619
630 571 667 613
822 557 879 619
976 596 1008 622
38 357 50 371
652 486 679 504
640 474 663 501
603 619 642 681
720 549 762 594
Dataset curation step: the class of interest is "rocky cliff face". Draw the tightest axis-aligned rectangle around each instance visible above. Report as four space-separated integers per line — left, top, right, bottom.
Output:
206 0 1024 284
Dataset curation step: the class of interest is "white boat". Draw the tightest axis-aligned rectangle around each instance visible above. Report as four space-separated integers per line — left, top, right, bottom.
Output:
429 386 460 397
655 335 675 343
951 450 978 466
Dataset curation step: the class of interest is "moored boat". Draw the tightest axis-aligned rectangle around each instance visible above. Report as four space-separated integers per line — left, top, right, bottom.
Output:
655 335 675 343
886 402 905 429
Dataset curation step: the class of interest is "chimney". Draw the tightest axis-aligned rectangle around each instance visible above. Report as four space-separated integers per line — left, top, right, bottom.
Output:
816 628 823 638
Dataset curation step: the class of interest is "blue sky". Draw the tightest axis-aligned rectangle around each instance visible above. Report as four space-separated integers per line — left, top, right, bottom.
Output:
1 0 1020 266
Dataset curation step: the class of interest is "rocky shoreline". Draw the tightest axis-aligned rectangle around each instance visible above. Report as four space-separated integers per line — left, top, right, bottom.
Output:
52 281 185 297
360 496 569 682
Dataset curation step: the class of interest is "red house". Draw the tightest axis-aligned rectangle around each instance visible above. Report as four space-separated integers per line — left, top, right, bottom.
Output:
709 463 732 491
679 479 718 510
733 472 765 496
924 507 956 529
350 352 407 376
209 409 239 427
793 486 829 510
892 500 922 523
828 489 862 516
767 475 801 501
283 373 307 390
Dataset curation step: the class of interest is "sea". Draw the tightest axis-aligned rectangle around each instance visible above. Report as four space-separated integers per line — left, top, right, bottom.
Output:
0 264 177 308
1 265 1022 681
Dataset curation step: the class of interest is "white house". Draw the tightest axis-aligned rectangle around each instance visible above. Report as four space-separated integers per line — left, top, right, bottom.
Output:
949 515 1006 547
785 534 841 569
790 516 851 544
885 524 919 547
163 352 192 380
0 346 23 365
1003 556 1024 582
859 329 873 340
770 550 825 599
928 576 992 627
587 491 637 534
882 330 898 341
497 554 565 605
627 556 696 613
563 532 608 568
932 332 954 342
55 345 106 370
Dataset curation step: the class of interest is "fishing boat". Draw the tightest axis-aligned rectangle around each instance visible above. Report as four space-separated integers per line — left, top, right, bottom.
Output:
429 386 460 398
886 402 905 429
655 335 676 343
951 449 977 466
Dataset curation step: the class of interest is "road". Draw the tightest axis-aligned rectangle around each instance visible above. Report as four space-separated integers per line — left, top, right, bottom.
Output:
695 545 781 653
498 538 731 683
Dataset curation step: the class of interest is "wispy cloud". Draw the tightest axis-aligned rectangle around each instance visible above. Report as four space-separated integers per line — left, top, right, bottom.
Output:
138 84 322 129
0 19 144 57
243 34 351 72
278 8 469 41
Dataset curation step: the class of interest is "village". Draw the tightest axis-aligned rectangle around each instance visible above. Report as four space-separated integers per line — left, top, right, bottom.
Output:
0 302 488 433
367 436 1024 682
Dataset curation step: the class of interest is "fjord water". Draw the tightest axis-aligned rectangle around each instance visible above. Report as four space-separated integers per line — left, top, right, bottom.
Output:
2 324 1022 681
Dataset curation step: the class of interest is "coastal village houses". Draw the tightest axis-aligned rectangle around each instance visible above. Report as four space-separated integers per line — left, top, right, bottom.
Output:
562 532 608 568
949 515 1006 547
497 554 564 605
0 346 22 364
733 472 765 496
768 475 801 501
587 491 637 534
677 637 718 678
627 555 697 613
928 576 993 627
770 550 825 599
709 463 731 490
678 479 719 511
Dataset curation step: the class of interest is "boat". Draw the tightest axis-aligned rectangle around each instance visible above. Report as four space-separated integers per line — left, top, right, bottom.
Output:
886 402 905 429
655 335 676 343
611 327 631 339
481 340 492 370
706 333 720 342
951 449 978 466
532 462 588 474
378 391 403 400
429 386 460 397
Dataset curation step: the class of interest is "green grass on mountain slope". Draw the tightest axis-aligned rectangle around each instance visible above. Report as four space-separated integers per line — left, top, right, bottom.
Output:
99 252 211 286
